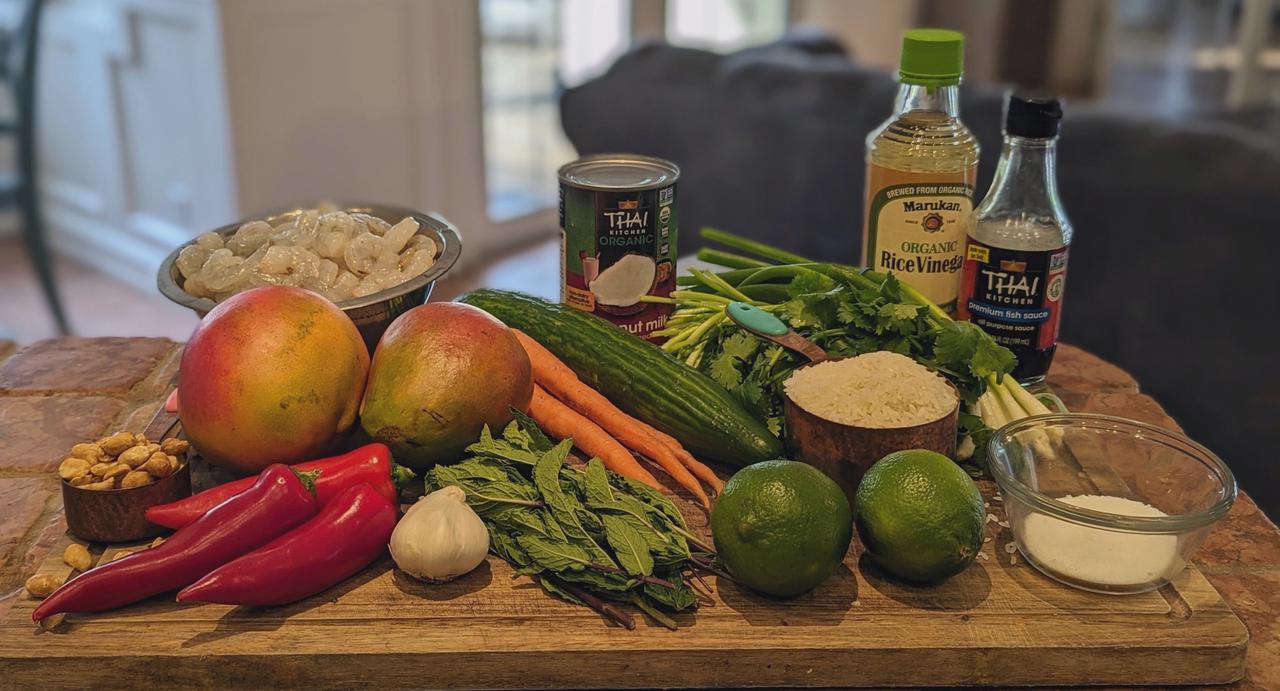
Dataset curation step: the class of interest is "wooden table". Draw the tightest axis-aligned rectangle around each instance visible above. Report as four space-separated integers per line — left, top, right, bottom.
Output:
0 241 1275 688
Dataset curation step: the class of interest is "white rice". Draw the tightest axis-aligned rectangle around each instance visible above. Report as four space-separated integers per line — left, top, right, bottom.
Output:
783 351 957 428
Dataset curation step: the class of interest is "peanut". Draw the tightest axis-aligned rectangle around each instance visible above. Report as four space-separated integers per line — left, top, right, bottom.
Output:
133 433 149 446
87 462 112 478
63 543 92 571
69 443 106 463
68 474 94 487
57 457 91 481
143 453 175 478
83 479 117 491
98 431 136 457
117 445 152 468
25 573 62 599
159 438 189 456
100 462 131 482
120 470 153 489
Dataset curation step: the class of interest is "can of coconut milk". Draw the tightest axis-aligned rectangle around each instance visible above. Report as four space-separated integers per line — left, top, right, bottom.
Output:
558 154 679 341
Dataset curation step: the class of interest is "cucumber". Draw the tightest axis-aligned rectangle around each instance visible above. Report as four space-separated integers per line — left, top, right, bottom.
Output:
458 289 783 468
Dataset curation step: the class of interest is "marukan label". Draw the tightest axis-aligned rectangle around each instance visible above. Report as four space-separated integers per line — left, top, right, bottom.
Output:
862 164 975 312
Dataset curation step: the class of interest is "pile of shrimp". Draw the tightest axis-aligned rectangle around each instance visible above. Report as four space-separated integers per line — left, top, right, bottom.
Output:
176 202 438 304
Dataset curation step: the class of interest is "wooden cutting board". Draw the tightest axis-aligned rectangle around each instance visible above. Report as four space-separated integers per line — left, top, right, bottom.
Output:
0 470 1248 689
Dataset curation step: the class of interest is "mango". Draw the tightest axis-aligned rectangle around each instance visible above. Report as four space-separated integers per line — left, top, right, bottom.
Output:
179 286 369 474
360 302 532 468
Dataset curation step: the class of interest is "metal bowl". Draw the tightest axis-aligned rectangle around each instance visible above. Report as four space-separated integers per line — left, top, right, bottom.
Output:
157 202 462 350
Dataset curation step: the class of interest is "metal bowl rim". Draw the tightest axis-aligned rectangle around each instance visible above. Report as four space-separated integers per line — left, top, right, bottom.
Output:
156 202 462 313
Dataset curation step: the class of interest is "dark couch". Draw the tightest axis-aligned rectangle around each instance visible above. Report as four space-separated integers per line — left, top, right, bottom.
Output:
561 35 1280 518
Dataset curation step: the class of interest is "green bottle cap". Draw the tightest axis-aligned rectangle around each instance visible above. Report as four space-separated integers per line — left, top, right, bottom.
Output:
899 28 965 87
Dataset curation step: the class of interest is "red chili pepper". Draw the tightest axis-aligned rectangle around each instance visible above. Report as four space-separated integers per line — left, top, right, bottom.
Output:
177 483 396 606
33 464 318 623
145 443 409 530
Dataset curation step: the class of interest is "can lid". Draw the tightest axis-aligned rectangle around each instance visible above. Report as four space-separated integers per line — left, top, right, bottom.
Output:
1005 92 1063 139
899 29 964 87
559 154 680 191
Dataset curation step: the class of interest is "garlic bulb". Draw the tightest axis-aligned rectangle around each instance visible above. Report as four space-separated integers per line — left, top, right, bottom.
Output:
389 485 489 583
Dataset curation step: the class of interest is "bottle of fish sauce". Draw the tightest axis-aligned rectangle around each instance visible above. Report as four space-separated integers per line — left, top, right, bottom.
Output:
957 93 1072 384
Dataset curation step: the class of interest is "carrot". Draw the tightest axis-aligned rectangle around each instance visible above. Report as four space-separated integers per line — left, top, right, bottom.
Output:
640 425 725 495
513 330 576 379
516 330 712 508
528 385 661 490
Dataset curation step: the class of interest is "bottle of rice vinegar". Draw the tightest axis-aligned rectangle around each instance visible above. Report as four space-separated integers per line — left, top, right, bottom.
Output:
862 29 979 313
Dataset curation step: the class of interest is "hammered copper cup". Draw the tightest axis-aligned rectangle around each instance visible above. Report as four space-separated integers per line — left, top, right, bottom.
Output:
784 372 960 505
62 458 192 543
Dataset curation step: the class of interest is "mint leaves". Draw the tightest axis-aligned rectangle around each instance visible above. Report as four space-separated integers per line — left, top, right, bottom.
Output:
428 416 707 629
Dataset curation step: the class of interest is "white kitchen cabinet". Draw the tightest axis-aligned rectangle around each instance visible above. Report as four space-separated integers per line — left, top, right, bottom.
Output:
39 0 236 290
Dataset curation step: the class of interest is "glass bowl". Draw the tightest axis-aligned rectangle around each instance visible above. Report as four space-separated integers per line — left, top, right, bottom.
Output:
987 413 1236 595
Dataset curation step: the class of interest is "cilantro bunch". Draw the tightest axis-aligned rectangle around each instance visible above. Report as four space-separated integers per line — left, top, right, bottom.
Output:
646 228 1042 470
427 412 717 630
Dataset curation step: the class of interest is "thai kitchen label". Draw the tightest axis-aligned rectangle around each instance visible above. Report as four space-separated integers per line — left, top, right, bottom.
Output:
559 182 676 341
863 165 975 313
957 239 1069 371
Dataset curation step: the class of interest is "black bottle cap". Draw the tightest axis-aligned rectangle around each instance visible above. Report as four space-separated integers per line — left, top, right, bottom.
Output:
1005 92 1062 139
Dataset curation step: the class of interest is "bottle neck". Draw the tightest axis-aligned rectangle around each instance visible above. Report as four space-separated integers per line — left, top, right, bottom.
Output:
893 82 961 118
980 135 1069 225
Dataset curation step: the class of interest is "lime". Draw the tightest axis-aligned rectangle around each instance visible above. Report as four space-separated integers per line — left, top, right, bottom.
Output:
711 460 853 597
854 449 985 584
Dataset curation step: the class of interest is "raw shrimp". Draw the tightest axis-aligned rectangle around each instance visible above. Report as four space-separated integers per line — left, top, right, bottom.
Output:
317 211 357 238
316 231 349 260
259 246 320 281
381 217 420 254
183 273 210 298
279 222 319 250
175 245 210 279
295 209 321 234
352 273 389 298
194 232 224 251
399 248 436 277
199 250 247 292
405 233 437 255
241 243 270 273
331 270 360 301
343 232 382 276
368 268 403 291
227 221 272 255
177 204 433 305
317 258 340 286
354 213 391 237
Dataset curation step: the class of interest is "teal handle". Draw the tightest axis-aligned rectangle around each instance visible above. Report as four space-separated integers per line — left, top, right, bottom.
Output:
726 301 789 337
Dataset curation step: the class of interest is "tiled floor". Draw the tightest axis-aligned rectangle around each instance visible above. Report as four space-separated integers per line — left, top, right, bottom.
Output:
0 234 561 346
0 239 199 345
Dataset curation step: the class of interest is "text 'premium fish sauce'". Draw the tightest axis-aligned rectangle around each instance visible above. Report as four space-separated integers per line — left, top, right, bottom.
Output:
559 154 679 341
958 94 1073 383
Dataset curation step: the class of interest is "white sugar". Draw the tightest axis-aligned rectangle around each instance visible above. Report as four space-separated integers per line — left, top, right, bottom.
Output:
1018 495 1183 587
